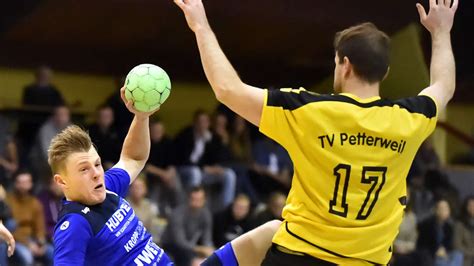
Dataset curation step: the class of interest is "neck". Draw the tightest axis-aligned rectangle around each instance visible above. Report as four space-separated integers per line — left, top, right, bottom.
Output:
341 78 380 99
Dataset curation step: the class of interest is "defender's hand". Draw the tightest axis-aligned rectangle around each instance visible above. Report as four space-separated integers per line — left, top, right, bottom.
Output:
173 0 210 32
120 87 159 119
416 0 458 36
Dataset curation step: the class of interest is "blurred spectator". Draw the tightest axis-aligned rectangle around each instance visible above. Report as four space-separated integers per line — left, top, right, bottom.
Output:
37 178 63 242
393 186 430 266
0 115 18 188
88 105 121 169
145 120 183 218
127 177 165 243
105 77 134 140
30 105 71 188
251 191 286 229
417 199 463 266
250 137 292 200
175 110 236 212
162 186 214 266
6 170 53 265
454 196 474 266
213 194 252 248
409 174 435 223
17 66 65 159
228 116 258 203
22 66 65 108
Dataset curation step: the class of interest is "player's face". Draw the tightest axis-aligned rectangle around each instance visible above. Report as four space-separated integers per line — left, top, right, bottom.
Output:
60 147 106 205
333 54 343 93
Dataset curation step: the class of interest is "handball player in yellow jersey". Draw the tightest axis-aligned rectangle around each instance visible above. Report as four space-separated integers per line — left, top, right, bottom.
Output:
174 0 458 265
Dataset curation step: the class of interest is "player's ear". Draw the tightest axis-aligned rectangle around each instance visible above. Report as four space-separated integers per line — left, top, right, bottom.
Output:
382 66 390 81
54 174 68 189
342 56 352 78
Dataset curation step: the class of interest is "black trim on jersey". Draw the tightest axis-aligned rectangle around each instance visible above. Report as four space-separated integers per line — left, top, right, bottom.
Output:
57 192 120 235
284 221 382 266
398 196 407 206
267 89 437 118
200 253 223 266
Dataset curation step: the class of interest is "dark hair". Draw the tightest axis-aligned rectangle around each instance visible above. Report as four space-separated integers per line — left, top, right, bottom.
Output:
188 186 205 195
460 195 474 225
193 109 209 121
12 169 33 182
334 22 390 83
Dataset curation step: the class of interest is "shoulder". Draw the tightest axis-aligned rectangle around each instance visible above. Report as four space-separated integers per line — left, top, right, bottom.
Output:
55 213 92 237
393 95 437 119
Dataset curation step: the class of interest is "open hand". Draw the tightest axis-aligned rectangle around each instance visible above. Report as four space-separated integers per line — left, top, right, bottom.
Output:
173 0 210 32
416 0 458 35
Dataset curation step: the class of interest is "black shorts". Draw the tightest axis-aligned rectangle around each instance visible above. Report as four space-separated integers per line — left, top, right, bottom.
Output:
261 244 337 266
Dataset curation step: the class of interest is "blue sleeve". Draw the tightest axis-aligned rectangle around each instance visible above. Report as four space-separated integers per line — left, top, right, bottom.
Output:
53 214 92 266
105 167 131 197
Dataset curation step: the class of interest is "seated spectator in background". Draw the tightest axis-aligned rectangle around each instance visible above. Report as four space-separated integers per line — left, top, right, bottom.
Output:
417 199 463 266
17 66 65 158
213 194 252 248
455 196 474 266
30 105 71 188
228 115 258 204
145 120 183 218
105 77 134 140
127 177 164 243
393 187 430 266
175 110 236 212
37 178 63 243
409 173 435 223
250 137 292 201
162 186 214 266
251 191 286 229
87 105 121 169
0 115 18 188
6 170 53 266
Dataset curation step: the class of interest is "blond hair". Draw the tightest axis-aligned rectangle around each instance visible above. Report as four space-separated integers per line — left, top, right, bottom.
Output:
48 125 92 174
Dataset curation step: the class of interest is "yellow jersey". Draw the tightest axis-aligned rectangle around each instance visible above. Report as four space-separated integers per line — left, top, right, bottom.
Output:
259 88 438 265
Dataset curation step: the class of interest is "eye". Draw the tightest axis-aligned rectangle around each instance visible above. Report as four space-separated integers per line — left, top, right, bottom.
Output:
80 168 88 172
95 163 101 167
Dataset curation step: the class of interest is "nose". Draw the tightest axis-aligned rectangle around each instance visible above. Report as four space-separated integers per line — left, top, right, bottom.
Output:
92 167 101 181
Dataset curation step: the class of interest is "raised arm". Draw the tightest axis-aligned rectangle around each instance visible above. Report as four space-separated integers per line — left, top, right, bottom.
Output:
416 0 458 111
113 87 158 183
174 0 265 126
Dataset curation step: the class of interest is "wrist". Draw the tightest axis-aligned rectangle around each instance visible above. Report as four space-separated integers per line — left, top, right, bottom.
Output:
431 31 451 39
194 24 212 35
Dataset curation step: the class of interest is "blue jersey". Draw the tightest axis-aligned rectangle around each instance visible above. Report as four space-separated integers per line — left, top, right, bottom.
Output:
53 168 173 266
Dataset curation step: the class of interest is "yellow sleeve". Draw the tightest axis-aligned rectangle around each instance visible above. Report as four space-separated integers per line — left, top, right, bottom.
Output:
258 89 306 150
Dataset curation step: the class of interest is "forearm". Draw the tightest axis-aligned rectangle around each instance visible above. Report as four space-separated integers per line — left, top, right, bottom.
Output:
194 27 244 102
430 32 456 97
145 164 168 178
120 116 150 163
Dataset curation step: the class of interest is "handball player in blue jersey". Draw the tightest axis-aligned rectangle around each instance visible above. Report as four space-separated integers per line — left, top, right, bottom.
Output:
50 88 172 265
49 87 280 266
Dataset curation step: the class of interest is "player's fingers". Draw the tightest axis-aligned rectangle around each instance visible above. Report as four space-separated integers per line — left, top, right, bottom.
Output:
7 235 15 257
173 0 185 8
443 0 450 7
416 3 427 21
451 0 459 11
429 0 437 8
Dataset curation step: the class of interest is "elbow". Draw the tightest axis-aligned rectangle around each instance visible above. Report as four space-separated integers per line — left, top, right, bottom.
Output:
213 85 231 103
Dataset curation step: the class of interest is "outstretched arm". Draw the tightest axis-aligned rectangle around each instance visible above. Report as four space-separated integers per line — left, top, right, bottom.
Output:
416 0 458 111
114 87 158 183
174 0 265 126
